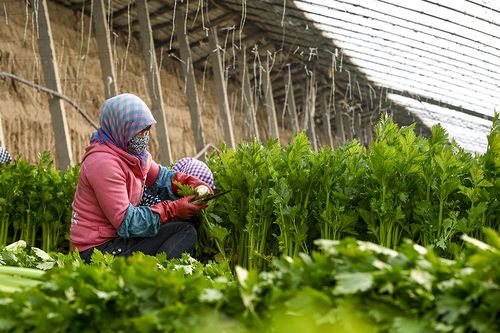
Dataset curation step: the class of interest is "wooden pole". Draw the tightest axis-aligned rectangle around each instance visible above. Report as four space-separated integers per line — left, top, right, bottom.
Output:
285 66 300 134
0 113 5 148
343 111 354 140
208 26 235 148
262 54 280 140
93 0 118 98
37 0 74 169
367 119 374 144
355 112 362 142
136 0 172 165
306 72 318 150
325 54 337 147
322 93 334 147
175 4 206 156
239 47 259 140
334 110 345 146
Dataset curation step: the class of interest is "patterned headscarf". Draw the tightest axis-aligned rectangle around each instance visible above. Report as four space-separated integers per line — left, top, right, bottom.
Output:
172 157 215 189
0 147 12 165
90 93 156 163
140 157 215 206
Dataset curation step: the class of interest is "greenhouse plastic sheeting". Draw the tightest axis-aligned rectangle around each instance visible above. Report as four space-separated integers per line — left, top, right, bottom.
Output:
295 0 500 153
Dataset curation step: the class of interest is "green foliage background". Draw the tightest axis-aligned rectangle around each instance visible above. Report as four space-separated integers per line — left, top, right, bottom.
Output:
0 152 78 252
1 230 499 333
0 114 499 270
0 114 499 332
200 114 500 269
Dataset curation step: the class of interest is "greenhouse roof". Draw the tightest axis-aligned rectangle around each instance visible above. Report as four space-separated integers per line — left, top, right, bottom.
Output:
51 0 499 153
294 0 499 152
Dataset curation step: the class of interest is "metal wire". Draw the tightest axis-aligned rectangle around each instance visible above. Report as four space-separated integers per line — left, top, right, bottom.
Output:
0 71 99 129
234 9 500 84
224 0 500 73
261 30 499 96
237 14 495 107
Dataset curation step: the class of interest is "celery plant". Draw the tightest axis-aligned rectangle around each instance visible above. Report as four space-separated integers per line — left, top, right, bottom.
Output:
360 116 421 248
312 141 365 241
481 113 500 233
272 133 314 257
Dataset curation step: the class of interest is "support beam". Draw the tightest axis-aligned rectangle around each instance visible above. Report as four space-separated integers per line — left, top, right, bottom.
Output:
208 26 235 148
284 66 300 134
262 54 280 140
115 3 173 30
156 12 235 48
334 110 346 146
37 0 74 169
93 0 118 98
366 121 374 145
305 72 318 150
274 72 346 104
325 54 337 147
362 127 369 147
0 113 5 147
239 47 259 140
322 93 334 147
388 88 493 121
136 0 173 165
344 112 353 141
191 30 266 67
272 62 307 84
355 112 362 141
175 4 206 156
151 6 205 32
111 3 136 19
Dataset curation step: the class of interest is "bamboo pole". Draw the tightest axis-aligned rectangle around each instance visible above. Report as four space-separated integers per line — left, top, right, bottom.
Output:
175 4 206 157
262 54 280 140
37 0 74 169
239 47 260 140
208 26 235 148
344 112 353 141
355 111 362 142
93 0 118 98
0 113 5 148
335 110 345 146
322 93 334 147
285 65 300 134
306 72 318 150
136 0 172 165
367 118 374 144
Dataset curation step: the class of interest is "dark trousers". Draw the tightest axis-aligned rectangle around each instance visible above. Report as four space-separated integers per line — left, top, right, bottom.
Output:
79 221 197 263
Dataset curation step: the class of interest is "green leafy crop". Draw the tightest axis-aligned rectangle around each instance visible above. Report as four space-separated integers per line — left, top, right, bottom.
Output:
1 231 499 332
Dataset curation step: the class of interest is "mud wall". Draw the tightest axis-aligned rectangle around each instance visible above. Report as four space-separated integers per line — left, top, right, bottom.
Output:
0 1 294 168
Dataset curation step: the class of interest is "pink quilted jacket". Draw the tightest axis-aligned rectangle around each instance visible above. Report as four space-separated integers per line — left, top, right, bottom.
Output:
70 142 160 251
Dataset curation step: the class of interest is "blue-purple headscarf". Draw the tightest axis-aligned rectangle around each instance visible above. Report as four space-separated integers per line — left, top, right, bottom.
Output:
91 93 156 164
172 157 215 189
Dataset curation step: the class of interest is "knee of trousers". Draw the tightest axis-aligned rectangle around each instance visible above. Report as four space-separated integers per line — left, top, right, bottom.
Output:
184 222 197 241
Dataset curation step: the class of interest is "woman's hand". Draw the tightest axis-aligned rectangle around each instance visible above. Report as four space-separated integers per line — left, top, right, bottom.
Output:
194 185 210 199
172 172 214 195
150 196 207 223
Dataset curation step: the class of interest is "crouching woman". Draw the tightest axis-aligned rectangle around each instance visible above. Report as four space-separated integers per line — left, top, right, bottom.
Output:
70 93 212 263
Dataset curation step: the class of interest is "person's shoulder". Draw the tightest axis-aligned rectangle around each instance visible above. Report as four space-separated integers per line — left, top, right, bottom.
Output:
89 148 121 161
82 151 126 183
83 147 122 170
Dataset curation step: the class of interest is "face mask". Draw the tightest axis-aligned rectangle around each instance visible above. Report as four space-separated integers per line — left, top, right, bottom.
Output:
127 134 150 155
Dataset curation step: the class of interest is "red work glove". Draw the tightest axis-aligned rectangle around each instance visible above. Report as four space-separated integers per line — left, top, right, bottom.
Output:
150 196 207 223
172 172 214 196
